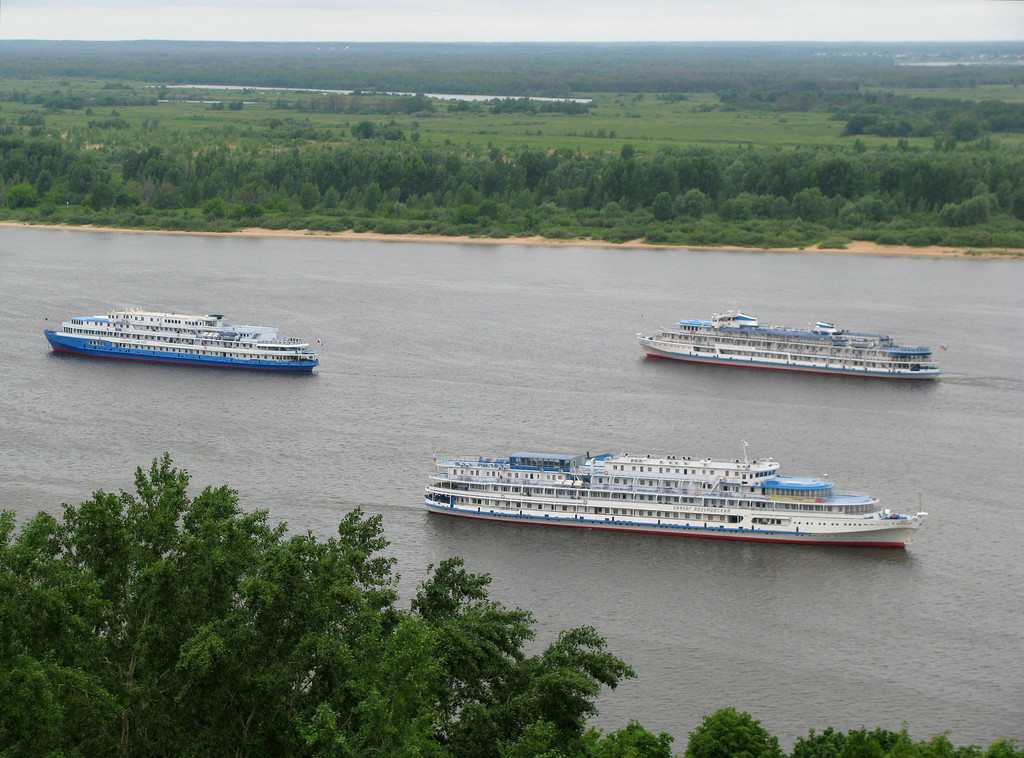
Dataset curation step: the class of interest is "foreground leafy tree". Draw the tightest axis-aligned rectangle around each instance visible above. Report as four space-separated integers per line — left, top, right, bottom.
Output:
584 720 676 758
0 454 637 757
792 726 901 758
445 625 635 757
0 511 117 756
684 707 783 758
792 725 1023 758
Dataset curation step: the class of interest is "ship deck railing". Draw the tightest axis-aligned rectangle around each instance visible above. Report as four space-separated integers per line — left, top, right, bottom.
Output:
648 337 934 362
428 483 881 516
429 477 875 505
652 334 935 358
107 326 308 346
103 331 311 350
438 457 512 468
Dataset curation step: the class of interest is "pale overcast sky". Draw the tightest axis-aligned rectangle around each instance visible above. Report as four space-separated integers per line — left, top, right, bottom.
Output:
0 0 1021 42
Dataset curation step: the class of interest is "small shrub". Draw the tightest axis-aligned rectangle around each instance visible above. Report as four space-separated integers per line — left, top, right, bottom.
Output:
819 237 851 250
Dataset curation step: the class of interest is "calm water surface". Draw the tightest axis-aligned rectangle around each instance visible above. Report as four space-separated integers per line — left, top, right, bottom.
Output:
2 227 1022 749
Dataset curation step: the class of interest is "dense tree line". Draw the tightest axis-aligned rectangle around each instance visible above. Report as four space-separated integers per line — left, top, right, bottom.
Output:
837 97 1024 141
488 98 592 115
286 92 438 116
685 708 1021 758
717 89 1024 141
277 95 588 117
5 88 158 110
2 115 1023 249
2 457 1021 757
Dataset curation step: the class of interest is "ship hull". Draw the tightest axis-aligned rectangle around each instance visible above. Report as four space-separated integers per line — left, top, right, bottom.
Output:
424 499 917 548
45 330 317 372
640 341 939 379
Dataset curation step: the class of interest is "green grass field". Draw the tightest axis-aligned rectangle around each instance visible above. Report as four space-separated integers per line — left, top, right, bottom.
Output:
862 84 1024 103
4 77 962 154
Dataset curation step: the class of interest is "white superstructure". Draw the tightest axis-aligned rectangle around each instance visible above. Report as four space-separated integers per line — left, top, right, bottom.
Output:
638 311 940 378
425 450 925 547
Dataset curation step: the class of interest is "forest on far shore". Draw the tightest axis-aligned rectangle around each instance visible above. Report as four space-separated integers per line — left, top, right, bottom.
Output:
1 40 1023 251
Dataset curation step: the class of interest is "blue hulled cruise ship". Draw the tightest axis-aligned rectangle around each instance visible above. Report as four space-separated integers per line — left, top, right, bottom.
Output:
45 309 319 372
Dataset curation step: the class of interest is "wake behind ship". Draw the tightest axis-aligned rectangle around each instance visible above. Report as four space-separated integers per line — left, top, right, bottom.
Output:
638 310 940 378
425 450 926 547
44 309 319 372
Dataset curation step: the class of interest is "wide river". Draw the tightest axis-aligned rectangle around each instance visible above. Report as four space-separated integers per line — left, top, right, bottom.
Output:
2 226 1021 750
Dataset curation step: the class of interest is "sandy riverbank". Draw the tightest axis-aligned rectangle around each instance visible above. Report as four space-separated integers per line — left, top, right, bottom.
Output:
2 220 1021 258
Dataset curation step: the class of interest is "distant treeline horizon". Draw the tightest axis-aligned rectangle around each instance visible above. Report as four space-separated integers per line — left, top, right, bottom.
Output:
1 40 1022 97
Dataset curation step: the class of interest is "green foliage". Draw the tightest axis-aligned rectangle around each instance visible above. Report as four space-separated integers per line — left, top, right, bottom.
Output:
585 720 676 758
352 120 377 139
0 455 635 758
444 624 635 758
950 118 982 142
791 726 903 758
684 707 783 758
5 182 37 208
0 510 118 756
652 191 673 221
790 726 1024 758
939 196 991 227
7 125 1006 249
201 196 226 218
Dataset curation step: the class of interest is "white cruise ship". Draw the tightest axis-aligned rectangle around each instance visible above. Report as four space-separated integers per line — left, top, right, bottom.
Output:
45 309 318 372
638 311 940 378
425 450 925 547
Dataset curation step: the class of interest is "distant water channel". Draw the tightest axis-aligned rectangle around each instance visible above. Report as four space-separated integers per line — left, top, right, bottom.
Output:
167 83 592 102
1 226 1021 750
